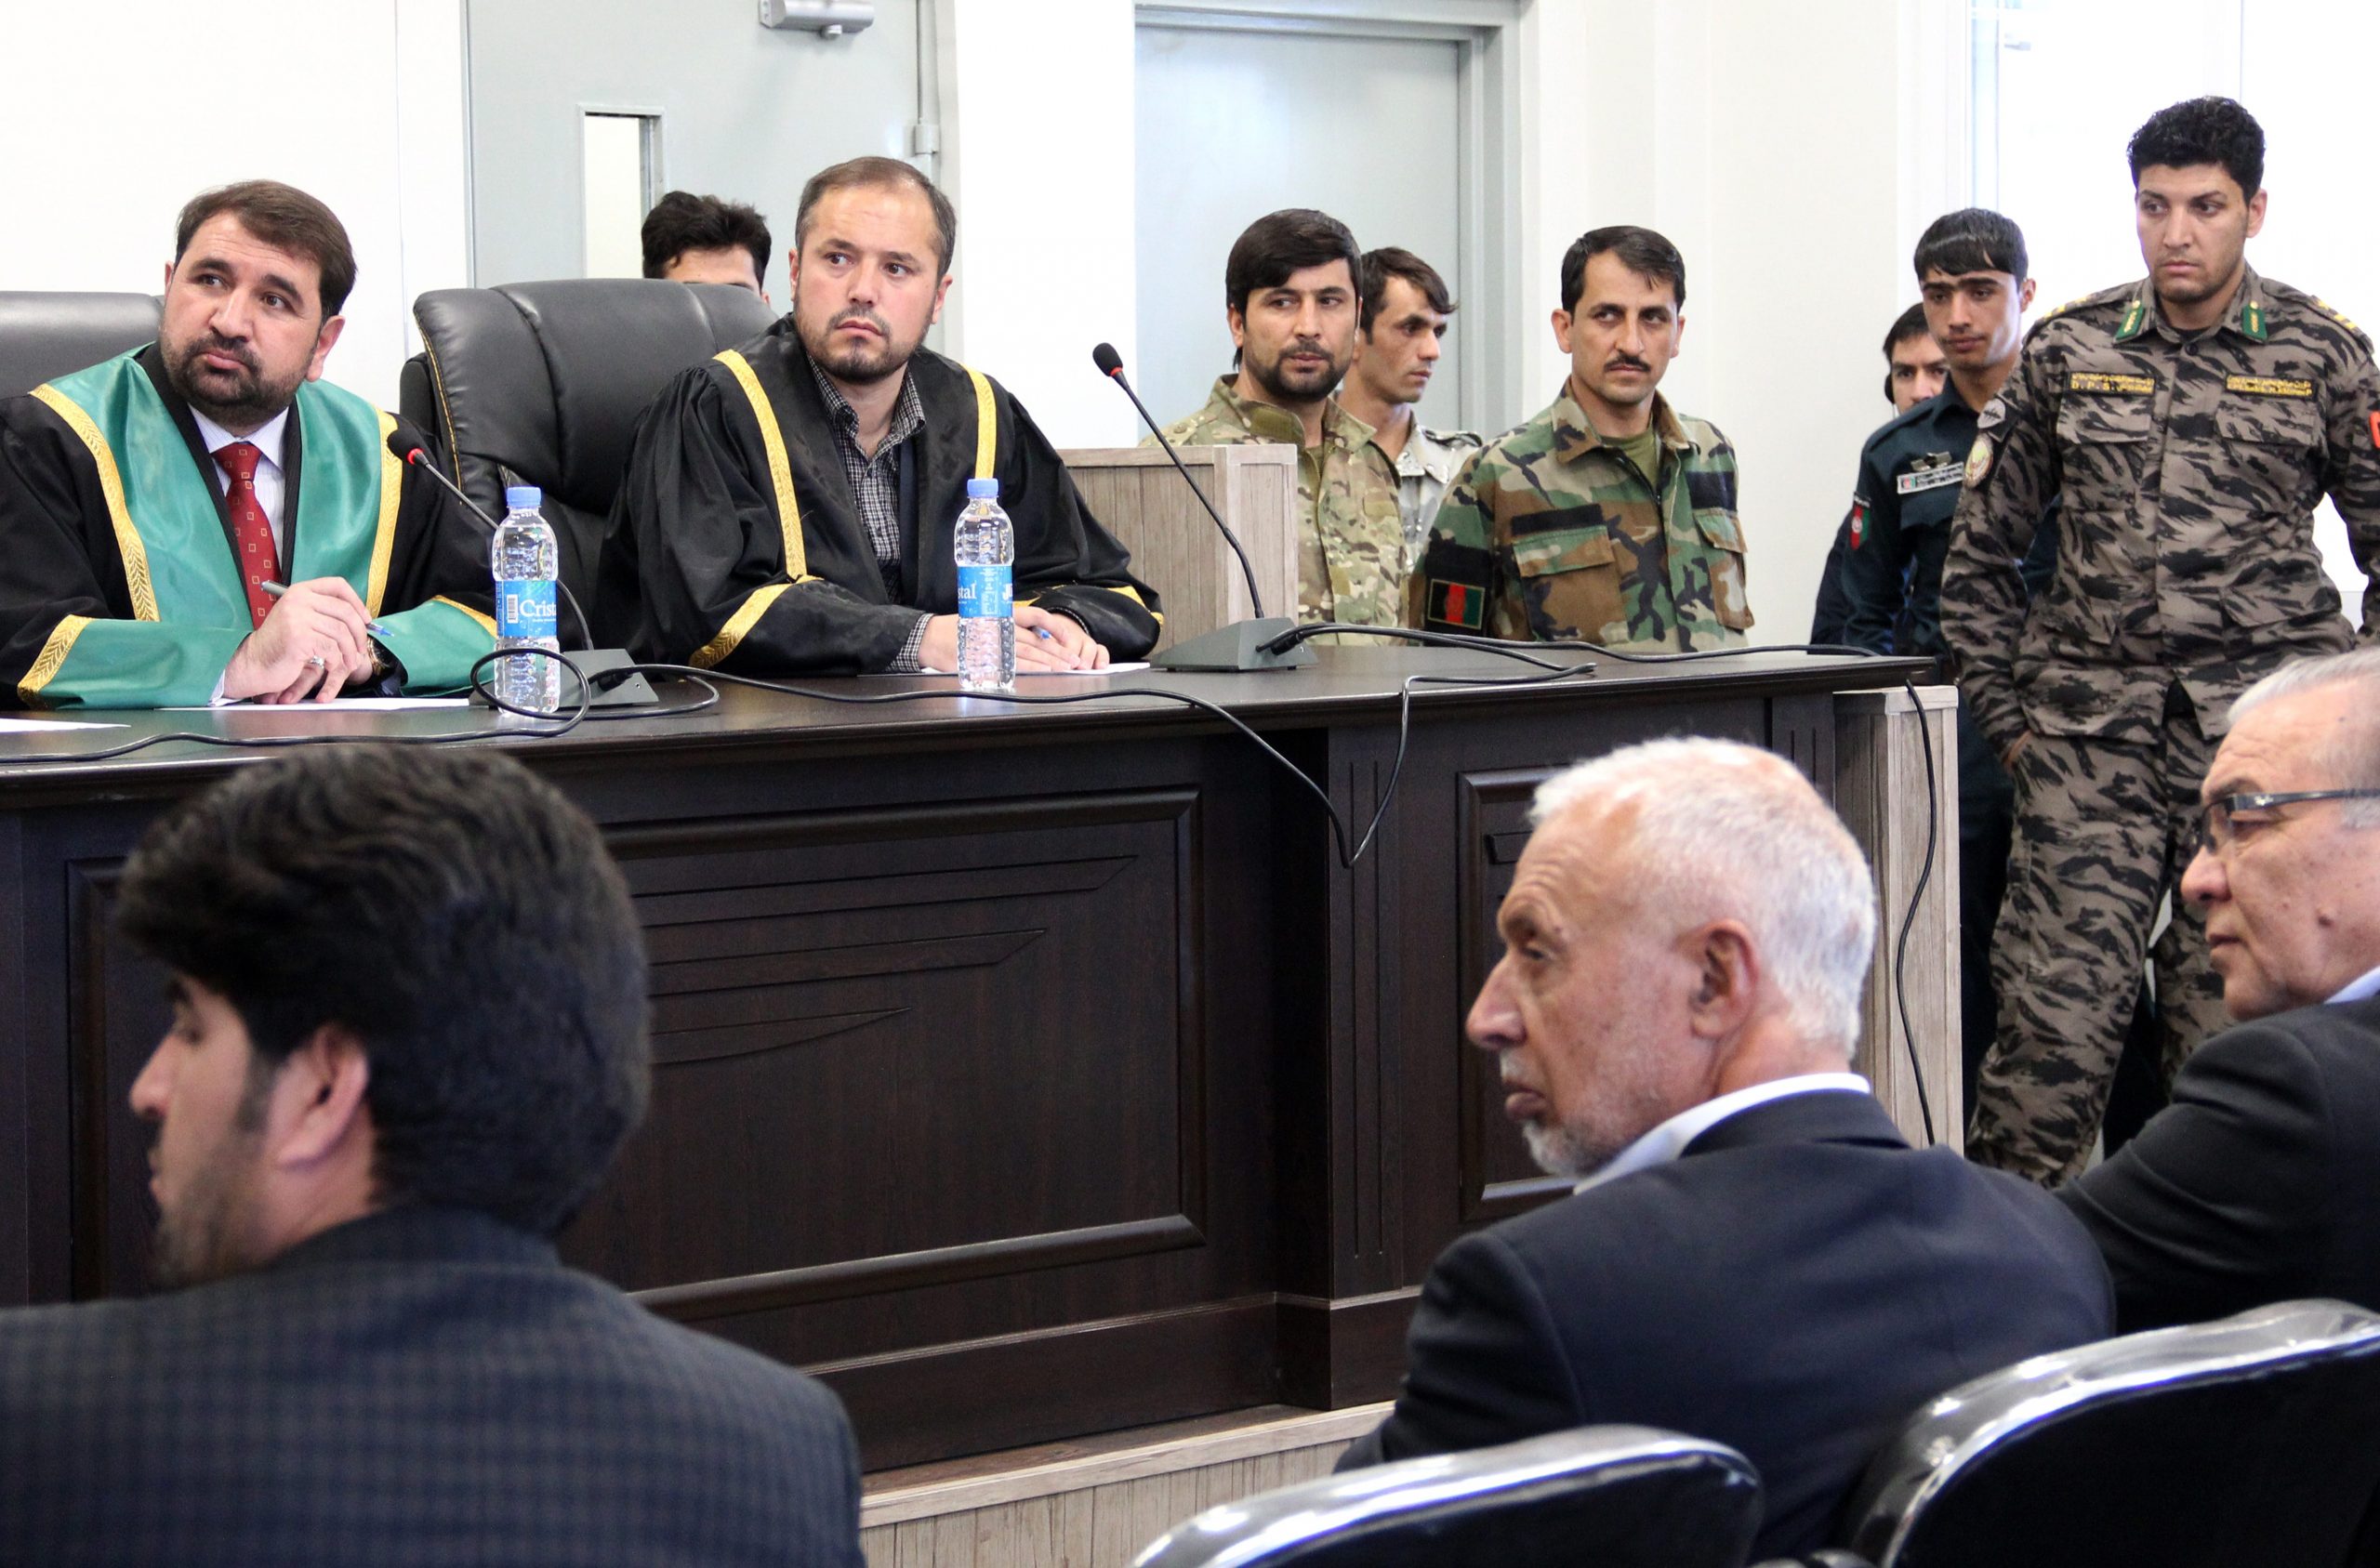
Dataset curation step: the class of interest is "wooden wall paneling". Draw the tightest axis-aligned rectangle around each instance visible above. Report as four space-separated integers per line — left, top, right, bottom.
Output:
1062 446 1299 648
1832 685 1963 1151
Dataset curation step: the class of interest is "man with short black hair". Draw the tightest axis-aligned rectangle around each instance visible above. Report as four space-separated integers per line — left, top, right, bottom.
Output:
0 180 495 706
1339 247 1482 564
1154 208 1406 628
0 746 863 1565
1942 96 2380 1183
1810 304 1943 646
641 189 774 298
2062 648 2380 1329
1414 226 1752 649
1338 738 2109 1560
1842 209 2057 1100
612 156 1159 674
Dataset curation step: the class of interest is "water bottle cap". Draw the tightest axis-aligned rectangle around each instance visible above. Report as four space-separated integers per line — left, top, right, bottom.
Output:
966 478 999 501
505 485 542 510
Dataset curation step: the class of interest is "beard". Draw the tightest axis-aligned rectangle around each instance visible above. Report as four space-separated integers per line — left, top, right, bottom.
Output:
163 331 307 430
799 305 918 387
1247 338 1351 403
148 1087 270 1290
1521 1118 1621 1181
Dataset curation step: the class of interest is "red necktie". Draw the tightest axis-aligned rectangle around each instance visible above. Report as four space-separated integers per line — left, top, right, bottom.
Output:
213 441 277 629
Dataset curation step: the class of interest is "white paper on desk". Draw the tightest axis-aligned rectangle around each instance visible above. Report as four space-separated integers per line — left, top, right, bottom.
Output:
918 663 1150 678
0 717 127 732
162 697 472 711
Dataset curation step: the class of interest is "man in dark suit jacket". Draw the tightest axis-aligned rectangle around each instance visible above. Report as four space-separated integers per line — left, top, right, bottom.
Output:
1339 738 2112 1559
0 747 862 1567
2061 648 2380 1331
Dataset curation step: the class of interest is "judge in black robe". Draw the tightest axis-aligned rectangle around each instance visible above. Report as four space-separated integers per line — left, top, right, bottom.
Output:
603 317 1160 675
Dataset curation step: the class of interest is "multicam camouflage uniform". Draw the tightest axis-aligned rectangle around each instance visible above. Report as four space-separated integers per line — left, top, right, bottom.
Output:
1411 381 1752 650
1942 266 2380 1185
1152 376 1407 627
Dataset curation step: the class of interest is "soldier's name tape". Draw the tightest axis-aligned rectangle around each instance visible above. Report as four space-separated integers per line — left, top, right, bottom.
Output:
2223 375 2314 398
1895 462 1965 496
2067 372 2156 395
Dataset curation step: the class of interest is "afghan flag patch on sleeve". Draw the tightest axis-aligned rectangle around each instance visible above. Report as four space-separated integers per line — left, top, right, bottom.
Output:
1848 501 1868 549
1428 578 1486 630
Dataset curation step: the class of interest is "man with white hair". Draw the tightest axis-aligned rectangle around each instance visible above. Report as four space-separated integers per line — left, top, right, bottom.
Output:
1337 738 2110 1559
2060 648 2380 1330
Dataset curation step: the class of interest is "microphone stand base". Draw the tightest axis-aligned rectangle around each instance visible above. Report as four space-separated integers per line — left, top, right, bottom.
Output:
469 647 659 708
1150 617 1318 673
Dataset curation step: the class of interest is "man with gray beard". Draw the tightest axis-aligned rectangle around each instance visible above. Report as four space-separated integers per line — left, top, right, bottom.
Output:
1337 738 2109 1560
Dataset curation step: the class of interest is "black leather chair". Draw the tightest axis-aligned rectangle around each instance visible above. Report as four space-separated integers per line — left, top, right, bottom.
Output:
0 292 162 398
1831 1298 2380 1568
401 279 776 643
1130 1426 1761 1568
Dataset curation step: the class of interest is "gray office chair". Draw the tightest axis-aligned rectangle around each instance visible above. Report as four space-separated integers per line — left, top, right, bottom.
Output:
1131 1426 1761 1568
1832 1298 2380 1568
0 291 162 398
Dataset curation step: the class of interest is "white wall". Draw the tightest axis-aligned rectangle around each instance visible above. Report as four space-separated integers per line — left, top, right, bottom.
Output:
937 0 1140 446
0 0 472 411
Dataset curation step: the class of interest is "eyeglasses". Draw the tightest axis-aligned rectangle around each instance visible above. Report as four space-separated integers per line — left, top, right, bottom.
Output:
2196 789 2380 853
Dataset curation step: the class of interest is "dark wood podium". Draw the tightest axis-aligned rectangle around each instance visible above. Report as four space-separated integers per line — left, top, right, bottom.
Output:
0 647 1928 1469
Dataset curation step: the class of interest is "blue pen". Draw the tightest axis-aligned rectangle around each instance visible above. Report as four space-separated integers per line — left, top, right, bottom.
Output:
259 580 393 639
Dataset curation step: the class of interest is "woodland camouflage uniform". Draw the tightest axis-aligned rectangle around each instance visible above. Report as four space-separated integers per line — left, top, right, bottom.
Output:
1411 381 1752 651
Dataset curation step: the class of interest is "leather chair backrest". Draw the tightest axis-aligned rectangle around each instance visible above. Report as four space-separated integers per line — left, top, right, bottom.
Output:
1839 1298 2380 1568
0 292 162 399
1131 1426 1761 1568
403 279 777 640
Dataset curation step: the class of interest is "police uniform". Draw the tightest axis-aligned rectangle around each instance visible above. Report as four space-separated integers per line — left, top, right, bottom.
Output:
1412 380 1752 651
1941 266 2380 1184
1152 376 1406 628
1842 385 2060 1105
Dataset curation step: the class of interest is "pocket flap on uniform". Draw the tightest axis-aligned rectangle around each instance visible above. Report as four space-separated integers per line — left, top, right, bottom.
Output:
1514 530 1617 576
2056 386 2159 443
2212 394 2322 447
1694 509 1746 552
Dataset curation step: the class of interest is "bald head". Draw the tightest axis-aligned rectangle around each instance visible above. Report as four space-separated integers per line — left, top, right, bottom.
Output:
1472 739 1879 1179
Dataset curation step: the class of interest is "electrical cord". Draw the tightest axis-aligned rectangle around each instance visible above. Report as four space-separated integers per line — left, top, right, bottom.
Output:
1894 678 1941 1145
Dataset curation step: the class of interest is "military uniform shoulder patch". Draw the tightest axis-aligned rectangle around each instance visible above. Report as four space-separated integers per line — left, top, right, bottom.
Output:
1964 435 1995 487
1977 396 2008 432
1848 501 1868 549
1427 578 1486 630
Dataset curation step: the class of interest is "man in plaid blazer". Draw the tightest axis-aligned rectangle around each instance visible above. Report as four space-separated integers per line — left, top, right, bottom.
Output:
0 747 863 1567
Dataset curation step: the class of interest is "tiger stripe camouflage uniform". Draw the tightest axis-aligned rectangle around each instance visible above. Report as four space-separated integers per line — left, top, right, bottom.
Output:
1411 381 1752 650
1152 376 1406 628
1941 265 2380 1185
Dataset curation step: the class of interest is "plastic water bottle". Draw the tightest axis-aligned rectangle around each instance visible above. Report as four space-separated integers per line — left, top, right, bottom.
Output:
955 476 1014 692
491 484 562 715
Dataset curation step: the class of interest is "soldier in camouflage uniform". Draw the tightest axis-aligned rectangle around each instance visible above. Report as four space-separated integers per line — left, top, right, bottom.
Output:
1149 209 1406 629
1338 247 1487 565
1414 226 1752 651
1942 98 2380 1185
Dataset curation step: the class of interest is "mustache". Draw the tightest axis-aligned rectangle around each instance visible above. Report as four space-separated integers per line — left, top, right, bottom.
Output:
183 333 258 374
830 306 891 336
1605 354 1652 373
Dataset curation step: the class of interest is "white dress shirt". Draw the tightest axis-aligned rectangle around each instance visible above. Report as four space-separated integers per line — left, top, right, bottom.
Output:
1575 1072 1873 1194
2329 961 2380 1005
192 406 292 563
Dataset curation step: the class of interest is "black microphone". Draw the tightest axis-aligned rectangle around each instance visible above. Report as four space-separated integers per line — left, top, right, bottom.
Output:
385 422 655 706
1091 343 1314 672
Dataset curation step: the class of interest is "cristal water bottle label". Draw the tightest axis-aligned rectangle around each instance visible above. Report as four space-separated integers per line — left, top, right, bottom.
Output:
958 562 1012 619
497 578 558 641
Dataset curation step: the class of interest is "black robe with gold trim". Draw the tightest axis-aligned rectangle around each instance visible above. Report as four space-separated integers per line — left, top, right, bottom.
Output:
602 320 1160 673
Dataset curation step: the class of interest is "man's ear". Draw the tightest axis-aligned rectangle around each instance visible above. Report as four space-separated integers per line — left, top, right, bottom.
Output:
263 1025 371 1170
1685 920 1759 1040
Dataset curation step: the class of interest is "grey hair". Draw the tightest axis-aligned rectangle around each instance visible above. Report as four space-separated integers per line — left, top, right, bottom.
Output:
2229 648 2380 827
1530 738 1877 1058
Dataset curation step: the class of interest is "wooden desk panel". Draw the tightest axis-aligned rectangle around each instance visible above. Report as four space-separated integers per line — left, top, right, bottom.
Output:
0 649 1934 1468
